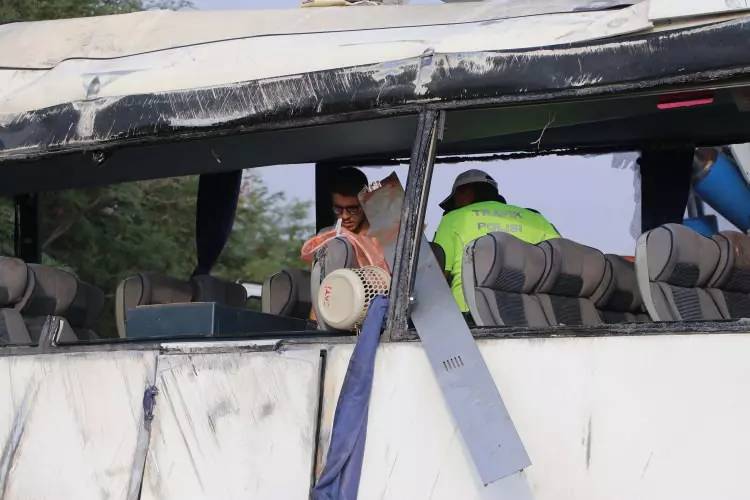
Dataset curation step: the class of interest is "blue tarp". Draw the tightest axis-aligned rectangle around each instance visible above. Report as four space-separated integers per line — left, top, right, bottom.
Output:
312 295 388 500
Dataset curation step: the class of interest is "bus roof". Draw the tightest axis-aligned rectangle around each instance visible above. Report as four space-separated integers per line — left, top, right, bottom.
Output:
1 0 750 193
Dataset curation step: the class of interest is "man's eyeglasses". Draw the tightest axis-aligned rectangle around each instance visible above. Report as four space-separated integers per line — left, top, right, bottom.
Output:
333 205 362 216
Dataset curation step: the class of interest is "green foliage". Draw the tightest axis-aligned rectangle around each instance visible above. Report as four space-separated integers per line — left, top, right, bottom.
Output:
0 0 192 23
38 174 312 337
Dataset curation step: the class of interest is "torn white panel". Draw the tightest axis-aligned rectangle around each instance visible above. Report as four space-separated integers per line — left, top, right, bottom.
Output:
0 351 157 500
0 4 651 115
321 335 750 499
141 350 321 500
649 0 750 21
0 1 639 68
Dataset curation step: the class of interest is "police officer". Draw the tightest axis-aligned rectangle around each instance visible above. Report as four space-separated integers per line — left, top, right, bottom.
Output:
433 169 560 312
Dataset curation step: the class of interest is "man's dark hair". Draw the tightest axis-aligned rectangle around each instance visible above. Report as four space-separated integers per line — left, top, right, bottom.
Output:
330 168 368 197
470 182 507 204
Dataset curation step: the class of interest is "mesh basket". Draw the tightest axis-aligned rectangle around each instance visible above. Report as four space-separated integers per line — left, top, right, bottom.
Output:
317 266 390 331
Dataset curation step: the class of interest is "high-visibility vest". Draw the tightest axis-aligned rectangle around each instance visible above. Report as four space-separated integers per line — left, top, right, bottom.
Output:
433 200 559 312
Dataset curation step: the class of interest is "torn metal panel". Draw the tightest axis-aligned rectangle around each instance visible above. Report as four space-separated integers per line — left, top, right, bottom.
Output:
0 351 157 500
141 350 322 500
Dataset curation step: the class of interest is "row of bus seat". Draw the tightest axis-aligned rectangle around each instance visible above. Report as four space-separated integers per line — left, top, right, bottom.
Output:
0 256 104 344
637 223 750 321
462 233 649 327
115 272 248 337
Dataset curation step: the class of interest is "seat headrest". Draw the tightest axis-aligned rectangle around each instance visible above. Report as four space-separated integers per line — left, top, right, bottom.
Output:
262 268 312 319
470 232 546 294
22 264 78 316
537 239 606 298
0 256 28 307
594 255 643 312
121 273 193 310
65 281 105 329
710 231 750 292
191 275 247 308
316 237 357 272
645 224 720 287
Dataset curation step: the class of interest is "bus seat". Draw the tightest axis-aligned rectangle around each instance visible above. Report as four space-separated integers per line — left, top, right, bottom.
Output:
593 255 650 323
21 264 80 341
115 273 192 337
635 223 723 321
707 231 750 319
462 232 549 327
536 239 607 326
0 256 32 344
311 237 357 329
191 274 247 308
262 269 311 319
65 281 105 340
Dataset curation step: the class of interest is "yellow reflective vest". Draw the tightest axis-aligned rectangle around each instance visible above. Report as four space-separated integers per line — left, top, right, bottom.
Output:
433 200 559 312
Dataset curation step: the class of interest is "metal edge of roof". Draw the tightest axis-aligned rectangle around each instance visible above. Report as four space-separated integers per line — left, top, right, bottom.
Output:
1 15 749 166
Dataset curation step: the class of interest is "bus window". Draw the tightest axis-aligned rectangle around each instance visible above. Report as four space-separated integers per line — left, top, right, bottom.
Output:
38 171 313 340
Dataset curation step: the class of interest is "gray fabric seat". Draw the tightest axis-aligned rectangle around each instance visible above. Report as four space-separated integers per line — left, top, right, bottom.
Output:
462 232 549 327
65 281 106 340
635 223 723 321
115 272 248 337
115 273 193 337
262 268 312 319
310 237 357 329
0 256 32 344
536 239 607 326
22 264 80 341
191 274 248 308
707 231 750 319
593 255 650 323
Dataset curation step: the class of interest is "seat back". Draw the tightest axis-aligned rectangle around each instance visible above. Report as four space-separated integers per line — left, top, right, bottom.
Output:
635 223 722 321
262 268 312 319
65 281 106 340
22 264 80 341
593 255 649 323
191 274 247 308
115 273 192 337
536 239 607 326
707 231 750 318
462 232 549 327
0 256 32 344
310 237 357 329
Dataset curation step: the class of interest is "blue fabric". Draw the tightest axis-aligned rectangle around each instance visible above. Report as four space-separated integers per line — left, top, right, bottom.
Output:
312 295 388 500
193 171 242 276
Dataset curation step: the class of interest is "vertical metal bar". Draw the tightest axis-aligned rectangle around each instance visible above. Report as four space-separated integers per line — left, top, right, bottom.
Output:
384 110 439 340
14 193 40 263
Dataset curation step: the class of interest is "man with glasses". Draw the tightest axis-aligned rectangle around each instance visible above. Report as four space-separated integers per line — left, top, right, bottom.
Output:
329 167 370 235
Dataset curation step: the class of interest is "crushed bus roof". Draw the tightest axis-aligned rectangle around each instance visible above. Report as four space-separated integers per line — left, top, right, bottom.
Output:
0 0 749 194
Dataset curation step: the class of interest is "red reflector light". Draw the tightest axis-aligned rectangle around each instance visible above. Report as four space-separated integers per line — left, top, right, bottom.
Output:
657 92 714 110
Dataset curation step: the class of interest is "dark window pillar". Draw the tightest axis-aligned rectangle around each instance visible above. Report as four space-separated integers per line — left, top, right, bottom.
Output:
639 147 694 233
14 193 40 263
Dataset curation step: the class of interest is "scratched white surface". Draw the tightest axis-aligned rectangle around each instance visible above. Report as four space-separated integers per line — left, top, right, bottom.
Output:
0 351 157 500
141 350 322 500
320 335 750 500
0 4 651 116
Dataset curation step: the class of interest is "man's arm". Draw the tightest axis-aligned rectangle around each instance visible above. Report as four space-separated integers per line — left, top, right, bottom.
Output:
433 219 457 283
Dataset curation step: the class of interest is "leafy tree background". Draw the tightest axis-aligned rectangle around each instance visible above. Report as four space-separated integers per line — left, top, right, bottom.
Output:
0 0 313 336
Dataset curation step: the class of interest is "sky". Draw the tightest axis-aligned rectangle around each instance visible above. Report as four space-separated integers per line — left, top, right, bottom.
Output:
188 0 732 255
